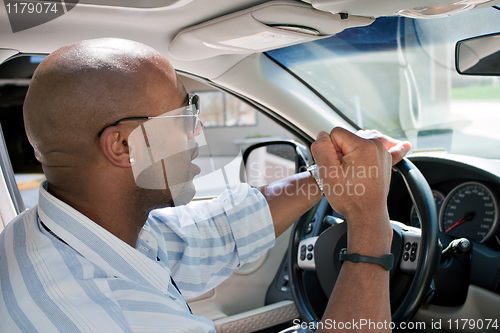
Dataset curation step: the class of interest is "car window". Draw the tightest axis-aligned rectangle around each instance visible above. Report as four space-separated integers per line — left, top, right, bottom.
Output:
182 77 303 199
197 91 257 127
0 55 43 209
267 6 500 159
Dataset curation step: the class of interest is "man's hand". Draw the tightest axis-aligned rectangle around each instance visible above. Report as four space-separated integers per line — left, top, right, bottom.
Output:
355 129 412 166
311 127 410 332
310 127 411 255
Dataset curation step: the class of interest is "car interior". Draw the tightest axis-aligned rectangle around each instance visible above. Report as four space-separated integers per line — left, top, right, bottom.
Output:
1 0 500 332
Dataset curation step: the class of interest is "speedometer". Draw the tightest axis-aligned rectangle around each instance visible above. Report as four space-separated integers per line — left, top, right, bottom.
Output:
440 182 499 243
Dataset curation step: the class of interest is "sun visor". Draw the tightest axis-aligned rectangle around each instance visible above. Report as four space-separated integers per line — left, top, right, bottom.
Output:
305 0 500 18
168 0 373 61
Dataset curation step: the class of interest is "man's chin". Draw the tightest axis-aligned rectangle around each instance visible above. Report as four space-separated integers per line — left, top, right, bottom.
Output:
170 181 196 206
190 162 201 176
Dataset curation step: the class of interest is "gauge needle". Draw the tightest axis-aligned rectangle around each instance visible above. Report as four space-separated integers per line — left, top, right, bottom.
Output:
445 211 475 232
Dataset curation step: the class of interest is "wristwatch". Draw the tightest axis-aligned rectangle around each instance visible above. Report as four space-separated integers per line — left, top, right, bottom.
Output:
307 164 323 195
339 248 394 271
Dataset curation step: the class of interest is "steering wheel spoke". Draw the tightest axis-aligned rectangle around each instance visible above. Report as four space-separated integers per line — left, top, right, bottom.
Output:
394 222 423 274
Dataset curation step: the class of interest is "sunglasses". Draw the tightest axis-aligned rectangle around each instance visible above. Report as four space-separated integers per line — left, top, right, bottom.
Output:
97 94 200 137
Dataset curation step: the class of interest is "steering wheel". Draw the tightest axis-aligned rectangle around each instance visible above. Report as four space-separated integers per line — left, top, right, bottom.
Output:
289 157 441 325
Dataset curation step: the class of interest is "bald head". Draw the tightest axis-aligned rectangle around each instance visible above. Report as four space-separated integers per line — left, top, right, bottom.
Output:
24 38 182 169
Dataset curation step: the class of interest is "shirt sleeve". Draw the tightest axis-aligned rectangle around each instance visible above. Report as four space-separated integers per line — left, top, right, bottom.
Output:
148 183 275 298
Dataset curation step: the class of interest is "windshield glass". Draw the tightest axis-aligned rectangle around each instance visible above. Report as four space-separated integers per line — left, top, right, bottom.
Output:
268 7 500 158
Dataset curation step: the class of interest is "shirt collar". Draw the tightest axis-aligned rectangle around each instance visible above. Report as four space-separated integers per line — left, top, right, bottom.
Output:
37 181 171 292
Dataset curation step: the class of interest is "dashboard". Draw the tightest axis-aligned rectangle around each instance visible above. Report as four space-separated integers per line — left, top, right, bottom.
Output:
386 153 500 301
389 153 500 251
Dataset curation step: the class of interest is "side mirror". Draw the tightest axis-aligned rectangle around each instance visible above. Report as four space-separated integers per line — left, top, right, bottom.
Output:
455 32 500 76
242 140 308 187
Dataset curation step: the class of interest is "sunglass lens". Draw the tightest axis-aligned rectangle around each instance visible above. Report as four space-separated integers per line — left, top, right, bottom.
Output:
191 95 200 112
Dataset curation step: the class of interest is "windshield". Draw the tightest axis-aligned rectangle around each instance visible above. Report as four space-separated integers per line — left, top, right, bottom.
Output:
268 7 500 158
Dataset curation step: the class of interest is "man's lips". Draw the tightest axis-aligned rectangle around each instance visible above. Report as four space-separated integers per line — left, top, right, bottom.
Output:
190 146 201 176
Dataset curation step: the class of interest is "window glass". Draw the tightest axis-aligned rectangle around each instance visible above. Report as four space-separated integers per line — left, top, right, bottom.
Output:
197 90 257 127
182 81 302 199
267 7 500 158
197 91 224 127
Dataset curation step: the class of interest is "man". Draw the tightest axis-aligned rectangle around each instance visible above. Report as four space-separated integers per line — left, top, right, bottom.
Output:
0 38 410 332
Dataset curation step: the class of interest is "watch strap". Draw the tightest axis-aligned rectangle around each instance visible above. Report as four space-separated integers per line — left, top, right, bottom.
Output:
339 248 394 271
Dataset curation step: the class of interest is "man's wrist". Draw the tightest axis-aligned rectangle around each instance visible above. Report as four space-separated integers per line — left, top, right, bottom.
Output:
346 213 393 255
339 248 394 271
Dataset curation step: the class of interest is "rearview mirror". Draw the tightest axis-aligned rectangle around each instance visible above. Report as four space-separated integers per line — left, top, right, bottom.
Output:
455 32 500 76
242 141 308 187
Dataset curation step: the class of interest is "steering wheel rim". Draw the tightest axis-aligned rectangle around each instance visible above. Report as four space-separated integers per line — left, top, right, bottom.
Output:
289 157 441 325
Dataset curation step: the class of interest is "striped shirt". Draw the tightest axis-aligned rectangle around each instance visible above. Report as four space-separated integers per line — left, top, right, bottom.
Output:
0 182 275 332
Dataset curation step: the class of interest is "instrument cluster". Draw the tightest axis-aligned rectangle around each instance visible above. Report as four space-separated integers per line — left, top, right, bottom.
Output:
409 181 499 244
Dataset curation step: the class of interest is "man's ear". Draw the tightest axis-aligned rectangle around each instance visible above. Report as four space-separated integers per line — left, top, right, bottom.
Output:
99 128 131 167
